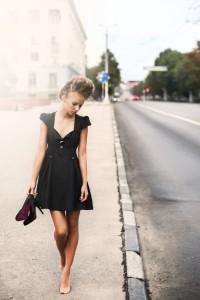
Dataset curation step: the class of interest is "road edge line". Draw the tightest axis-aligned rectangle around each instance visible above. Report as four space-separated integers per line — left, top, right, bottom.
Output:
135 102 200 127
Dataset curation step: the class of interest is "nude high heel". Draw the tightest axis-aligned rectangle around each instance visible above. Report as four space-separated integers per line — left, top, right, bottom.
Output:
59 270 71 294
59 281 71 294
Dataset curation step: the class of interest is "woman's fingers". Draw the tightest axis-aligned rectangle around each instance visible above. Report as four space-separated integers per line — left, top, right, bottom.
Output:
80 191 84 201
84 191 88 200
80 191 88 202
27 185 37 197
79 185 88 202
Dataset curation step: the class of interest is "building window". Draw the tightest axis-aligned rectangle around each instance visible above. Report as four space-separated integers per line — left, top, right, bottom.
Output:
28 73 37 88
7 9 18 24
48 10 61 24
30 52 39 61
50 35 58 46
7 73 17 85
29 10 40 24
49 73 57 88
30 34 39 46
50 35 59 59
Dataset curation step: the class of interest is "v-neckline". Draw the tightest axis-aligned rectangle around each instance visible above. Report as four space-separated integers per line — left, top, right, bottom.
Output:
52 111 76 139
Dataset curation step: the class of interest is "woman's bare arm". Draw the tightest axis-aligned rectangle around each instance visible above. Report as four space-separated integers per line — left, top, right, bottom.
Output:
27 122 48 194
78 127 88 185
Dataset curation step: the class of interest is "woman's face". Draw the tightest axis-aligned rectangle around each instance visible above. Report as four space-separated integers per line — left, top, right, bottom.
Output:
61 91 85 115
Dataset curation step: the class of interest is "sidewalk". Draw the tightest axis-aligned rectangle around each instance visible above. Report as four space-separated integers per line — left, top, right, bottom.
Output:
1 101 126 299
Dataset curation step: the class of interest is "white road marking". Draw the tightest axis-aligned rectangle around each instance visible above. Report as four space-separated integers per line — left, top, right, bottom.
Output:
135 103 200 127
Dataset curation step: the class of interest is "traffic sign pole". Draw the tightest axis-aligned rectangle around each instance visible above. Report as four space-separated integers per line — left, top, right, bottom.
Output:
103 30 109 104
97 71 110 101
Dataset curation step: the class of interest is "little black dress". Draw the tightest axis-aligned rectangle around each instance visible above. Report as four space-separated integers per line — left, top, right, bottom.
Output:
35 111 94 212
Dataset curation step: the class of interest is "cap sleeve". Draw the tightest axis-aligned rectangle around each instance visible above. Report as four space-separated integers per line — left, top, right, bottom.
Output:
81 116 92 129
39 113 49 126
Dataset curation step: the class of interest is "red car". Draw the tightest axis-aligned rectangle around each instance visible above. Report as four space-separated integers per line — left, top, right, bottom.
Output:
131 95 141 101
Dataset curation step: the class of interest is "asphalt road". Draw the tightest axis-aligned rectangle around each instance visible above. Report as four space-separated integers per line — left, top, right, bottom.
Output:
114 100 200 300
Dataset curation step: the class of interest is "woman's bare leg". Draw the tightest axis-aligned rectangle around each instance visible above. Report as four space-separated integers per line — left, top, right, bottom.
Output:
50 210 68 270
60 210 80 289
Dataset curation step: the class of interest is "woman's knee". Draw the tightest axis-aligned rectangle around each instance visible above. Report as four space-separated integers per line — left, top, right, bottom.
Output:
50 210 69 238
54 228 68 239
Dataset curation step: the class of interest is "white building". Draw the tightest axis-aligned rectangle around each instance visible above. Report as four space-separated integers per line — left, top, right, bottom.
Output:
0 0 87 101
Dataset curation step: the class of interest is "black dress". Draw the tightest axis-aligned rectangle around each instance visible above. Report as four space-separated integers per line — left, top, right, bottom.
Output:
35 111 94 212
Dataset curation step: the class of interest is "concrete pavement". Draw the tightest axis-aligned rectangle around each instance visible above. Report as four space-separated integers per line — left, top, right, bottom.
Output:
0 100 126 299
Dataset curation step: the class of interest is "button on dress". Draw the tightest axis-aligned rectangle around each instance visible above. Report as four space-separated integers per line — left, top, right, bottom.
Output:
35 111 94 212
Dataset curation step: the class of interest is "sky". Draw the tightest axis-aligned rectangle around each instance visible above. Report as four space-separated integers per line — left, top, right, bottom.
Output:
74 0 200 82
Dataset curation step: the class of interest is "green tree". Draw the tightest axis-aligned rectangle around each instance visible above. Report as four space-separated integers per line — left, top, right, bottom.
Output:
175 50 200 97
99 49 121 94
130 81 144 96
86 65 102 99
86 49 121 99
145 49 184 97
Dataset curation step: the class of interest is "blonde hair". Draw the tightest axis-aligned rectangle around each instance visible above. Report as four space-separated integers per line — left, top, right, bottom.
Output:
59 76 95 100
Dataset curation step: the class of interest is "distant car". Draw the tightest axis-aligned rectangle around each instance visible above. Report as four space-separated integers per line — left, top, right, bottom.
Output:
131 95 141 101
111 92 120 102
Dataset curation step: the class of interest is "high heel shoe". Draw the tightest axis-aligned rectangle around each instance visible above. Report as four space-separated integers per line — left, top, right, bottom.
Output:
34 198 44 214
59 270 71 294
23 197 44 226
15 194 44 226
15 194 34 221
59 282 71 294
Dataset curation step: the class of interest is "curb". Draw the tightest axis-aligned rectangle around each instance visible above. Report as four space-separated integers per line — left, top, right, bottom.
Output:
111 105 148 300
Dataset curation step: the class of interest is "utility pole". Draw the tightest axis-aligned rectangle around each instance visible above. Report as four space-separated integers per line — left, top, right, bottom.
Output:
98 23 117 103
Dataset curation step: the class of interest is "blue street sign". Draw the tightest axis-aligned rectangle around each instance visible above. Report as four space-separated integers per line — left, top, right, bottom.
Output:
97 71 110 83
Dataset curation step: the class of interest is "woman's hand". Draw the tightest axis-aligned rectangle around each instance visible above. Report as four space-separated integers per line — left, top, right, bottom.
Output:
27 180 38 198
80 183 88 202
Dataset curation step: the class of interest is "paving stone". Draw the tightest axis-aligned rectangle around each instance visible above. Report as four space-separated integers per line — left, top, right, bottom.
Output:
122 202 133 211
120 185 130 194
123 211 136 226
120 195 132 202
128 278 147 300
120 198 132 205
124 225 139 252
126 251 144 279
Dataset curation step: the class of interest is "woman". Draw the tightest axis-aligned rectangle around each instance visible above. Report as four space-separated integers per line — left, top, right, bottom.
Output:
27 76 95 294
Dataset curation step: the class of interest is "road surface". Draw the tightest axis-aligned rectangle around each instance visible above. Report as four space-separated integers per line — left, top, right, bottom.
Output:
114 100 200 300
